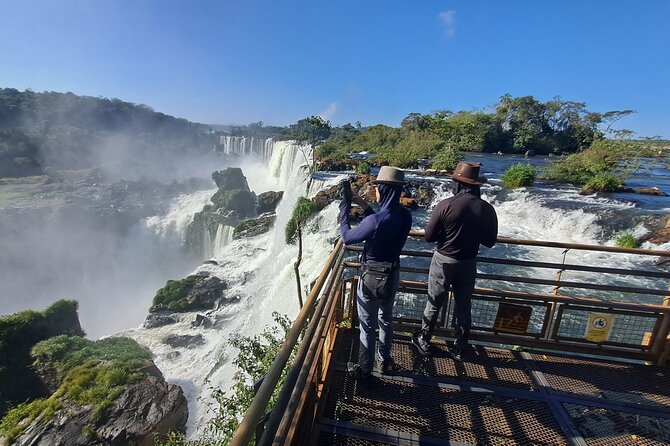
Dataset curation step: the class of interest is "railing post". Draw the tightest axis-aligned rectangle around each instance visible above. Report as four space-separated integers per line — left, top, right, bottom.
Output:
654 292 670 366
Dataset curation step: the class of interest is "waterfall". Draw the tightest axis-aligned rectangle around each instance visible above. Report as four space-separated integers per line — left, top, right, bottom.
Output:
218 136 275 162
212 224 235 257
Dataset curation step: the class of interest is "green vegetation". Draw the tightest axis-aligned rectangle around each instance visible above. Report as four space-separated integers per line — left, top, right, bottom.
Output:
285 197 319 243
0 88 214 177
615 232 639 249
152 276 199 311
0 300 83 418
156 313 293 446
355 162 371 175
308 95 645 169
431 146 463 171
0 336 150 443
583 173 624 192
502 164 537 188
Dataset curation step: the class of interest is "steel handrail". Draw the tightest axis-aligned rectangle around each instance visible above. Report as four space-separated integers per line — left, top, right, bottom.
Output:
230 238 343 446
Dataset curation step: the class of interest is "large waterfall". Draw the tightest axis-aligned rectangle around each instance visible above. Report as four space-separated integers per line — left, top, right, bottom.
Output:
123 138 345 434
121 145 670 436
218 136 275 162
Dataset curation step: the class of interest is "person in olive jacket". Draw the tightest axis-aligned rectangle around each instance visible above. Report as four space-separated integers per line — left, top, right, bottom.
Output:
339 166 412 380
413 162 498 361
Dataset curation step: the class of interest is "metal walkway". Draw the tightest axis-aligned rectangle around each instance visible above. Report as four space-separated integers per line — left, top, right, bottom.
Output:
311 328 670 446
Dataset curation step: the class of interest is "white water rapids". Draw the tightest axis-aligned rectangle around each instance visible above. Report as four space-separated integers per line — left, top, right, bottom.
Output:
120 139 670 436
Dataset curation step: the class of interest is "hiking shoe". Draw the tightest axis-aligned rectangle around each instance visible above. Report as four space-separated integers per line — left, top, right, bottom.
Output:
347 362 371 381
412 330 432 356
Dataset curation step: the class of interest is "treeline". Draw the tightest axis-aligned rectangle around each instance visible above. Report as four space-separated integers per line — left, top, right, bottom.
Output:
278 95 640 168
0 88 215 177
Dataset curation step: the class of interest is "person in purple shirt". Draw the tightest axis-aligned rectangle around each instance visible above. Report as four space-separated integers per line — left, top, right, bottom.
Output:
412 162 498 361
339 166 412 380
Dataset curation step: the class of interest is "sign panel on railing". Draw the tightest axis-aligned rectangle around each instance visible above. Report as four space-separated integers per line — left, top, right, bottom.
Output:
585 313 614 343
494 303 532 334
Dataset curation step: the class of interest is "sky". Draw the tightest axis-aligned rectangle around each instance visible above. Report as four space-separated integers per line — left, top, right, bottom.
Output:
1 0 669 137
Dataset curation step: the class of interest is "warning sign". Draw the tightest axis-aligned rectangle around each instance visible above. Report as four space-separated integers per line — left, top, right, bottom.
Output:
585 313 614 343
494 303 532 335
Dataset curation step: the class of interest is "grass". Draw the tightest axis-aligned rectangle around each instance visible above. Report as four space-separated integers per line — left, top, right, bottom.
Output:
501 164 536 188
0 335 151 443
152 276 199 311
583 172 624 192
615 232 638 249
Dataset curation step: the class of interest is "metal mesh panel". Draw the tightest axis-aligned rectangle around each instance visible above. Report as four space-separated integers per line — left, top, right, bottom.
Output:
446 298 548 336
393 291 427 322
529 353 670 408
556 307 659 347
564 403 670 446
323 369 569 446
317 432 395 446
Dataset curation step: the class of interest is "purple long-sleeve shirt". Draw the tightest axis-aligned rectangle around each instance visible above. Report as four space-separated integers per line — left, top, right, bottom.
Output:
339 184 412 263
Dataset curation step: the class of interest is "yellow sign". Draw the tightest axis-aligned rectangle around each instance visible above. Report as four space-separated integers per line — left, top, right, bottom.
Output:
585 313 614 343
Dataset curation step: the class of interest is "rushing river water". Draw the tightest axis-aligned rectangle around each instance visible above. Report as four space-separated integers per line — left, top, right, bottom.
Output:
115 140 670 435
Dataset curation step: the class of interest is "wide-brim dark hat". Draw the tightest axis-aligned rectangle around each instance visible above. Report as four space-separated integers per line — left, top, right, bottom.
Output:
373 166 407 185
452 162 487 185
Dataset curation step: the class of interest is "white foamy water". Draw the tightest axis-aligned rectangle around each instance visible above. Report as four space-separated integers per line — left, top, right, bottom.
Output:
122 139 341 434
121 145 669 436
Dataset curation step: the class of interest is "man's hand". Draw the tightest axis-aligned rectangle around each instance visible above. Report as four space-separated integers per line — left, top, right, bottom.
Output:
352 195 369 210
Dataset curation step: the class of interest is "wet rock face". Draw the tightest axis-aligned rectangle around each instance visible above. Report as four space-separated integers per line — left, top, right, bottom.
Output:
234 213 277 239
143 311 179 329
211 167 250 191
163 334 205 349
257 190 283 214
150 275 229 314
10 365 188 446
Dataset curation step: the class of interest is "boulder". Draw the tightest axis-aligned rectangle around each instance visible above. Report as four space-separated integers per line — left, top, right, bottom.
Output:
163 334 205 349
143 311 178 329
525 150 535 157
8 363 188 446
234 213 276 239
257 191 283 214
414 184 435 207
150 275 228 313
635 187 668 196
192 314 213 329
211 168 250 191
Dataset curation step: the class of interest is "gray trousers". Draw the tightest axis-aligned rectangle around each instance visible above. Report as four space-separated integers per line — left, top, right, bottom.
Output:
422 251 476 352
356 267 400 375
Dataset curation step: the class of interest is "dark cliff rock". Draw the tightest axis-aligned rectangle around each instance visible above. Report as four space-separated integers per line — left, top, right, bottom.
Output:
150 274 229 313
234 213 277 239
0 300 84 418
211 167 250 191
257 190 283 214
6 357 187 446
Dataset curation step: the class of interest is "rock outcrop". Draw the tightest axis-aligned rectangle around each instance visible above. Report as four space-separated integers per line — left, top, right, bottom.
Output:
6 361 187 446
257 191 283 214
149 273 229 313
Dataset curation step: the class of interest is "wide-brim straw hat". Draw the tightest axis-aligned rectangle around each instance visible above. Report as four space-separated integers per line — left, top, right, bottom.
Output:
452 162 487 185
373 166 407 185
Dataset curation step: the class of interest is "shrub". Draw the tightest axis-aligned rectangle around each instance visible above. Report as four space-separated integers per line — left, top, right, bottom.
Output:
152 276 198 311
502 164 536 188
431 146 463 171
615 232 638 248
355 162 371 175
285 197 318 243
583 172 624 192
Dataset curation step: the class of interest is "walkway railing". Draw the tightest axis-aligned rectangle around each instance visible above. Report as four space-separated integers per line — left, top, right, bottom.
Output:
231 233 670 445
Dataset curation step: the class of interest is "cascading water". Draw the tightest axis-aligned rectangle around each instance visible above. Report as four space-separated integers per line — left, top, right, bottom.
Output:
218 136 275 163
122 138 346 434
121 149 670 436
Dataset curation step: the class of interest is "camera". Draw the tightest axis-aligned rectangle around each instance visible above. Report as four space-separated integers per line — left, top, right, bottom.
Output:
340 178 353 203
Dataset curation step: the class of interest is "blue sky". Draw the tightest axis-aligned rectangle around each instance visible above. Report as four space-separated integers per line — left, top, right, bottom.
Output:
1 1 669 137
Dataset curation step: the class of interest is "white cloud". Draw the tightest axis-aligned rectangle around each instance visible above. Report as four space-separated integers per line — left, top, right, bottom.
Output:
438 10 457 38
318 102 338 120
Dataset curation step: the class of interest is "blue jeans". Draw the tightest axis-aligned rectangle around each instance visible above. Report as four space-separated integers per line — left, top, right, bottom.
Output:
422 252 476 352
356 265 400 375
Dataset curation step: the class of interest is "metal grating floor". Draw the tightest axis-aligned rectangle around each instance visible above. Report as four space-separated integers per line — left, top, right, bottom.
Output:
312 328 670 446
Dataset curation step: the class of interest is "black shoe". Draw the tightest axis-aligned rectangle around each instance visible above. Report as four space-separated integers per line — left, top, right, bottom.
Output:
347 362 371 381
450 350 463 362
412 330 432 356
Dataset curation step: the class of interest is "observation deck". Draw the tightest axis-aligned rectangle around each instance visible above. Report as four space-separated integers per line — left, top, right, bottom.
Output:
232 234 670 446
